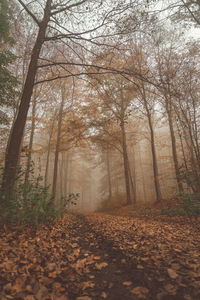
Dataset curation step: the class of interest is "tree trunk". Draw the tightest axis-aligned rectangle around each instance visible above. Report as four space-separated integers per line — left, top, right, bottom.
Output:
64 152 69 197
141 83 162 203
121 120 132 205
60 153 64 197
1 0 51 199
127 154 136 204
52 87 65 199
24 94 37 184
166 102 184 194
147 112 163 203
106 145 112 201
138 143 147 202
44 115 56 187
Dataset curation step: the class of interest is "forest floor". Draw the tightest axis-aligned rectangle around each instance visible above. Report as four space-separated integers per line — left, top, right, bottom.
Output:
0 208 200 300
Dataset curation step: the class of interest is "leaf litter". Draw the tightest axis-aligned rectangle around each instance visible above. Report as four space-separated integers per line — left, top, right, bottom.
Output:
0 212 200 299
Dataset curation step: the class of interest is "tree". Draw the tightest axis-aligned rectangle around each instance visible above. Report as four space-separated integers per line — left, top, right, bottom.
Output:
148 0 200 26
125 42 164 202
85 68 137 205
171 0 200 26
153 45 184 195
170 43 200 192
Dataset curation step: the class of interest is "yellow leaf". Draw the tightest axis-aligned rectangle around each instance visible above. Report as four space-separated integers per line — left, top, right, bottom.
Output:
94 256 101 260
167 268 178 279
131 286 149 298
81 281 95 290
95 262 108 270
48 271 57 278
123 281 132 286
101 291 107 298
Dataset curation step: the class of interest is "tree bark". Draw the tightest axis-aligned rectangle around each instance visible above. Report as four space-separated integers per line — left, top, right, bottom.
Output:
1 0 52 199
64 152 69 197
52 86 65 199
44 114 56 187
140 82 162 203
166 102 184 194
127 154 136 204
147 111 162 203
121 120 132 205
106 145 112 201
24 94 37 184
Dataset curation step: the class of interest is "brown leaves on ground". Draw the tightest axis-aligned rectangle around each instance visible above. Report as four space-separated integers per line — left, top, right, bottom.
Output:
85 212 200 299
0 215 77 299
131 286 149 299
0 211 200 299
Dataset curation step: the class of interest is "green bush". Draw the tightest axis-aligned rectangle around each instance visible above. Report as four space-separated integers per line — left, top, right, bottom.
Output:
162 193 200 216
161 206 188 216
0 174 57 226
181 193 200 215
0 164 78 226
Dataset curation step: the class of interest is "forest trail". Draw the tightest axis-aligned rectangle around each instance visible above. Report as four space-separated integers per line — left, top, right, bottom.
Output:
0 212 200 300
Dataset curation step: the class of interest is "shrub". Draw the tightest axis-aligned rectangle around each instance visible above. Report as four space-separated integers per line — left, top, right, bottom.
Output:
162 193 200 216
0 164 78 226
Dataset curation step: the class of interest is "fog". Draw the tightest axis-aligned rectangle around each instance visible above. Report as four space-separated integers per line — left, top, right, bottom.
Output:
32 123 178 212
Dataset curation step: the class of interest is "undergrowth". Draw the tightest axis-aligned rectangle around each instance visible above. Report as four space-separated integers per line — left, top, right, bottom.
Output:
0 163 78 226
162 193 200 216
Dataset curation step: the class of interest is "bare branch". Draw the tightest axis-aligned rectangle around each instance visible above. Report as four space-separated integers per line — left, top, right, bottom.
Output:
181 0 200 25
34 71 115 85
16 0 41 26
51 0 88 16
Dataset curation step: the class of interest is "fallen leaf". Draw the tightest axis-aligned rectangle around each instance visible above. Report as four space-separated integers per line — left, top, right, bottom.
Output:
47 262 56 271
167 268 178 279
35 284 49 300
123 281 132 286
131 286 149 299
95 262 108 270
71 243 78 248
94 256 101 260
164 283 177 295
48 271 57 278
82 281 95 290
101 291 107 298
137 264 144 269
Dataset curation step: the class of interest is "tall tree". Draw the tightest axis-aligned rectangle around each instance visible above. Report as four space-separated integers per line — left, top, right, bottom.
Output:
86 69 137 205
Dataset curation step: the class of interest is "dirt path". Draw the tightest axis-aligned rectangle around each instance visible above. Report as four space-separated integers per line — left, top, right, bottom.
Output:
0 212 200 300
67 214 155 300
66 213 200 300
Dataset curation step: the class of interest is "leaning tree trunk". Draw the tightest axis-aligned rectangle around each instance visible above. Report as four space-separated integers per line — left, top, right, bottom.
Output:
127 155 136 204
1 0 51 200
